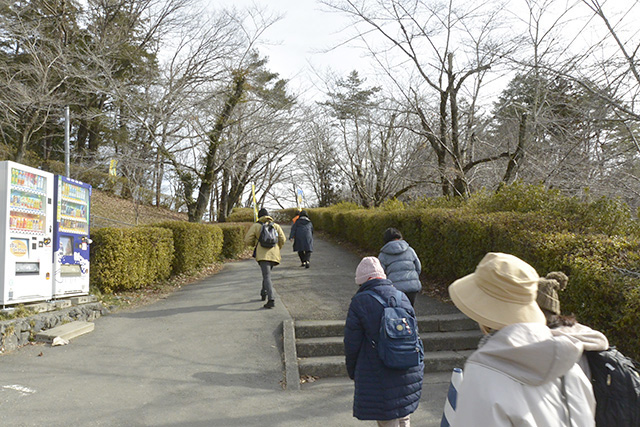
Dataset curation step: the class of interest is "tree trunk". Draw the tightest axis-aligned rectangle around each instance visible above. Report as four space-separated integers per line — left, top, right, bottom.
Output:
503 113 527 184
192 72 246 222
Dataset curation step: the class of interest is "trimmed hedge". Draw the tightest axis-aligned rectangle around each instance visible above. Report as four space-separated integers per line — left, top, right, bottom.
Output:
217 223 252 259
227 207 255 223
306 196 640 360
90 221 248 294
154 221 223 275
90 227 174 293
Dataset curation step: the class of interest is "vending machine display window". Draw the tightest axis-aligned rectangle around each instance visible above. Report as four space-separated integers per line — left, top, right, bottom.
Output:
58 182 89 235
9 171 47 235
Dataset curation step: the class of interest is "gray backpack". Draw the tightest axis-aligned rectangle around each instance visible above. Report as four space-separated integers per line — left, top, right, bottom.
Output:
258 222 278 248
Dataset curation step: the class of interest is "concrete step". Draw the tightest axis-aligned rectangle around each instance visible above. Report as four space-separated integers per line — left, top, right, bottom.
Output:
418 314 479 332
294 314 477 339
421 330 481 352
295 320 345 338
297 336 344 358
35 321 95 343
298 355 347 378
296 330 481 358
298 350 474 378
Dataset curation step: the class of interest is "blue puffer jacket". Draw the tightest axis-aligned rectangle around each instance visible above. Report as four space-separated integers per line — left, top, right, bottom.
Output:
344 278 424 421
378 240 422 293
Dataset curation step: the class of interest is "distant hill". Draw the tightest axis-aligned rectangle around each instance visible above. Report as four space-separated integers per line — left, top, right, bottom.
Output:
90 190 188 228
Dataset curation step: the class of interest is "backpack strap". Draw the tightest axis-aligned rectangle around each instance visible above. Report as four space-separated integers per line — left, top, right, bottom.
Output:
361 289 402 308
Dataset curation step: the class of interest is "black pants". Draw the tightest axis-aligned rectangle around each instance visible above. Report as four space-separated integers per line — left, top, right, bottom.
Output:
404 291 418 307
298 251 311 263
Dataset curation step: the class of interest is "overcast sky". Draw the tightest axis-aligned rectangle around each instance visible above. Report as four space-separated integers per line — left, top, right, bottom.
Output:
209 0 371 100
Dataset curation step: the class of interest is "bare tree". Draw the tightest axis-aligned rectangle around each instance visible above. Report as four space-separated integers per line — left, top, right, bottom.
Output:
318 70 427 206
322 0 517 197
297 108 341 207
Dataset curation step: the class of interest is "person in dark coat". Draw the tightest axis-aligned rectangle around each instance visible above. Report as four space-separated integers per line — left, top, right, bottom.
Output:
289 210 313 268
378 228 422 306
344 256 424 426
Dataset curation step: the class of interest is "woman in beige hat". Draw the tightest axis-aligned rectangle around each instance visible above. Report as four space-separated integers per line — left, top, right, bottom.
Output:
448 252 596 426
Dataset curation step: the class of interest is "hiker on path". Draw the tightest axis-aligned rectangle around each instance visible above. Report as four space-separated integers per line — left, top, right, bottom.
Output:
344 256 423 427
536 271 609 379
378 228 422 306
289 209 313 268
244 208 286 309
448 252 596 427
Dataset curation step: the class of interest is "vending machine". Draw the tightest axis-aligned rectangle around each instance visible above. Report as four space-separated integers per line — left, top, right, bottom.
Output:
0 161 54 305
52 176 91 298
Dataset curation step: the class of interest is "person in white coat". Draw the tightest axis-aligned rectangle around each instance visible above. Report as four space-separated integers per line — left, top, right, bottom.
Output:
447 252 596 427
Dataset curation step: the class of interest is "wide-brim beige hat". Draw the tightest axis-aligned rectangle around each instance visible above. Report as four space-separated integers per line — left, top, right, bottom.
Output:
448 252 546 330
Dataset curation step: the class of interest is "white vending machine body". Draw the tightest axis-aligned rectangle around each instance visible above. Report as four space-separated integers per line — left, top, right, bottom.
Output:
0 161 54 305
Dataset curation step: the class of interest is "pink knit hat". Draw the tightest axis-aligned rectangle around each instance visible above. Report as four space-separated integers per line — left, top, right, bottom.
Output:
355 257 386 285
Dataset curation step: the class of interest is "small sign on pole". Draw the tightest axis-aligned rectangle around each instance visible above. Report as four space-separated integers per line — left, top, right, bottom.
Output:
109 159 118 177
296 188 304 209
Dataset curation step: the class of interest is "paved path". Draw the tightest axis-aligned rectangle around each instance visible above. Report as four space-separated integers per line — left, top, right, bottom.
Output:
0 225 459 426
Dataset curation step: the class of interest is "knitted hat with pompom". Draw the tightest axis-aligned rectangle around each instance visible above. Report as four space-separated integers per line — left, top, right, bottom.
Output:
536 271 568 315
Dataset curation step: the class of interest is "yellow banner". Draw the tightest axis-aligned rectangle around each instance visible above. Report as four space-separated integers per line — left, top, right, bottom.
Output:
109 159 118 176
251 184 258 222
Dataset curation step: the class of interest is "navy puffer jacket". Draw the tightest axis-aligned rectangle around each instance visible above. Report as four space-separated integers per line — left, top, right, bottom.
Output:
289 216 313 252
344 278 424 421
378 240 422 293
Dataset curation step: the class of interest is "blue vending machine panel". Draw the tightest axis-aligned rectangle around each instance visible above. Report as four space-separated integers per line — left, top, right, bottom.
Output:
53 176 91 298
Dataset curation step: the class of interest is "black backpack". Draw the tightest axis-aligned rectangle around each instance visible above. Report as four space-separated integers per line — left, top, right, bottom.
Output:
361 289 424 370
585 347 640 427
258 221 278 248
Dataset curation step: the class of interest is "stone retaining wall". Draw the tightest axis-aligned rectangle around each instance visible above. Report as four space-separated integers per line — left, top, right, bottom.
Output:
0 302 108 353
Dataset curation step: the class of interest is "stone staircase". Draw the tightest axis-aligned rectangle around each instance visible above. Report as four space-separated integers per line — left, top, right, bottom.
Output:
295 314 481 378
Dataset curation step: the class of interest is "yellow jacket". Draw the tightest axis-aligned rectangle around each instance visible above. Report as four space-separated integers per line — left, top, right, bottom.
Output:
244 216 286 264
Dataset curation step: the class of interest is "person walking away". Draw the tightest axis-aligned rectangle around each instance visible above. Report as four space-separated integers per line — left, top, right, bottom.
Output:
378 228 421 306
448 252 596 426
244 208 286 309
344 257 423 427
289 210 313 268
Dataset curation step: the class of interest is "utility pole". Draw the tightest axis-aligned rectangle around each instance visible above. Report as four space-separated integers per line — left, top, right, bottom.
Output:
65 105 70 177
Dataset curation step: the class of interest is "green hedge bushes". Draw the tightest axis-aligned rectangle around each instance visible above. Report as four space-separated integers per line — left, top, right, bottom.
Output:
217 223 251 259
154 221 223 275
90 227 174 293
307 183 640 359
90 221 245 293
227 207 255 223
